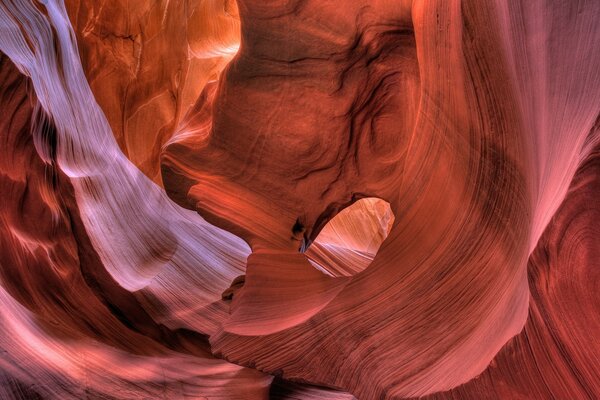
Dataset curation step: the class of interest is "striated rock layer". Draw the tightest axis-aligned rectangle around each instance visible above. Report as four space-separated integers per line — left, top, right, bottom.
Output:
163 0 600 398
425 126 600 398
0 52 271 399
0 0 599 399
65 0 240 184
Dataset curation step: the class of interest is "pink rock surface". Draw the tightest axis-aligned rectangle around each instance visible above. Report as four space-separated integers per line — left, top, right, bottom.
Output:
425 124 600 398
0 0 599 399
0 53 270 399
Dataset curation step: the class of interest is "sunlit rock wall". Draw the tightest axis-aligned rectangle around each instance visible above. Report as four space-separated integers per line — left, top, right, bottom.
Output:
0 0 598 399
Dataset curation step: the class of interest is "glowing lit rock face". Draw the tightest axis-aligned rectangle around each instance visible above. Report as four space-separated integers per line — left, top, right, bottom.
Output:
0 1 599 399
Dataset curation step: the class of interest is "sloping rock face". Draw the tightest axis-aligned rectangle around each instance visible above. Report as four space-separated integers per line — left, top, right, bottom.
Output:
0 52 271 400
0 0 599 399
65 0 240 184
424 128 600 398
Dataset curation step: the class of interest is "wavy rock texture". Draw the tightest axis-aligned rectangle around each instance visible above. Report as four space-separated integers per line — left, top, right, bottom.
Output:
424 127 600 398
65 0 240 184
0 0 599 399
0 52 271 399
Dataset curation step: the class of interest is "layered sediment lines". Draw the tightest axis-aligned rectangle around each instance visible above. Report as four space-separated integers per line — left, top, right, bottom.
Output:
0 0 599 399
0 53 270 399
65 0 240 184
163 1 600 398
425 127 600 398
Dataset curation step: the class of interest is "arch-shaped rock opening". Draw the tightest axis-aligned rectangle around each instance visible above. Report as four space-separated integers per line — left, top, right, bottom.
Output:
306 197 394 277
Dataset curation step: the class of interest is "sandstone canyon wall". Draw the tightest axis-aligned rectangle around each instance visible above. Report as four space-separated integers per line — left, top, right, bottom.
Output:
0 0 599 399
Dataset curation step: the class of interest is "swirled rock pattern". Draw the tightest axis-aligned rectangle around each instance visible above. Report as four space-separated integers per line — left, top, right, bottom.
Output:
424 124 600 398
0 0 599 399
65 0 240 184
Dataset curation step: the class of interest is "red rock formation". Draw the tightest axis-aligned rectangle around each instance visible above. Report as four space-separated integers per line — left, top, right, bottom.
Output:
65 0 240 184
432 137 600 399
163 1 599 398
424 122 600 398
0 0 599 399
0 53 270 399
307 197 394 276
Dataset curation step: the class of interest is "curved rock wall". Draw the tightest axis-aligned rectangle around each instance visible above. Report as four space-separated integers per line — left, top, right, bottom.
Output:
0 0 598 399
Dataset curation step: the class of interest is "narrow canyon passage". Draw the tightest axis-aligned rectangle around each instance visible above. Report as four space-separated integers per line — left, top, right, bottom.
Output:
0 0 599 399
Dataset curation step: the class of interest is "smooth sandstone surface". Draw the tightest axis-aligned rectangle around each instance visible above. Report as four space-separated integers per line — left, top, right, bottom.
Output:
65 0 240 184
0 0 599 399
